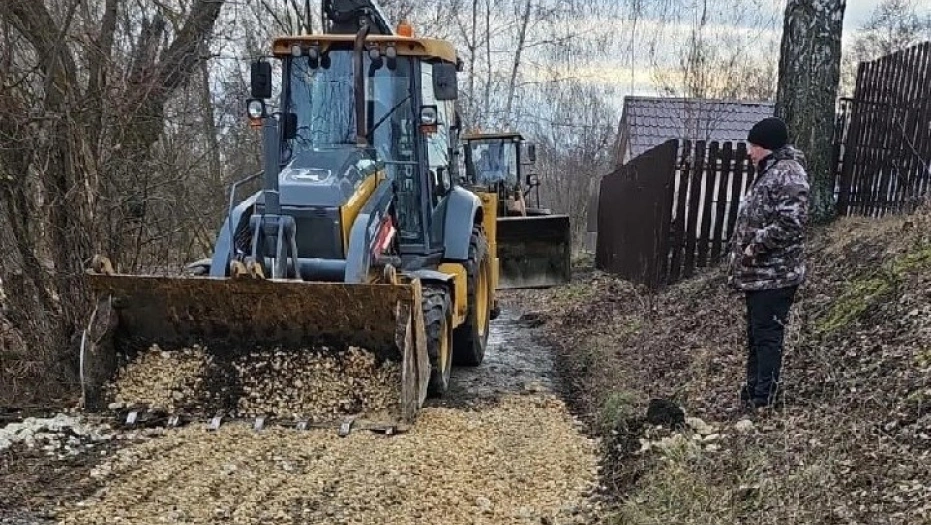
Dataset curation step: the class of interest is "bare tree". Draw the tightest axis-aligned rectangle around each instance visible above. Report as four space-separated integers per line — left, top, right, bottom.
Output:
776 0 847 223
648 0 781 101
521 76 619 251
0 0 641 400
0 0 226 402
840 0 931 96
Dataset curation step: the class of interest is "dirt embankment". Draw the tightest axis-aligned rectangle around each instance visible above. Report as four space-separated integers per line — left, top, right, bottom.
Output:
527 212 931 524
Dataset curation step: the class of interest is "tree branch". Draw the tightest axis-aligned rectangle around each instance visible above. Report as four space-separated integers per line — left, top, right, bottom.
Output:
158 0 225 93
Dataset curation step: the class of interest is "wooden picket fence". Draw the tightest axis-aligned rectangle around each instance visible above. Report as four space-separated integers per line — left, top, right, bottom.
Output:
596 139 758 288
597 42 931 289
667 139 759 282
595 140 677 288
837 42 931 216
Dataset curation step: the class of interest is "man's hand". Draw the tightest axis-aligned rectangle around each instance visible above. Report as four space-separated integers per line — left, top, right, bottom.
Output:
744 245 754 258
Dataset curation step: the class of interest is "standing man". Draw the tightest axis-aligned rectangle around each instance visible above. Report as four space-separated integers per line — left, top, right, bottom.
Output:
728 117 810 410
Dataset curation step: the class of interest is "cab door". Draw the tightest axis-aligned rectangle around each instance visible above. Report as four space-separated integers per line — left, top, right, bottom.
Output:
419 63 456 250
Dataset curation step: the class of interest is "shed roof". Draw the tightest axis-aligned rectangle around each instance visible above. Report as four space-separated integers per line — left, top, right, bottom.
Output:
615 96 775 164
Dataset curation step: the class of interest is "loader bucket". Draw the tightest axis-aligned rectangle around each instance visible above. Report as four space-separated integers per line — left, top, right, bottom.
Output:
495 214 572 289
80 273 431 427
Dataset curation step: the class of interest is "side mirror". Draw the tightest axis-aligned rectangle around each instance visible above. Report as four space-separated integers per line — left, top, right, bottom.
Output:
432 62 458 101
526 173 540 188
250 60 272 99
436 166 451 194
527 143 537 163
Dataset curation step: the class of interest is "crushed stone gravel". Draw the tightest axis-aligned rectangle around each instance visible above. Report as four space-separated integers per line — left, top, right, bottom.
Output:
105 345 402 421
0 414 114 458
58 394 600 525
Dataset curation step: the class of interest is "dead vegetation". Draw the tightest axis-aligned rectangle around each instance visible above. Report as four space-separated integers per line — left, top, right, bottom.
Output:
534 209 931 524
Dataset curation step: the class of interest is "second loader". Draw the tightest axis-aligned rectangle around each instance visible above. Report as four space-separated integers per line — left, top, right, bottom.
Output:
79 0 497 431
462 131 571 289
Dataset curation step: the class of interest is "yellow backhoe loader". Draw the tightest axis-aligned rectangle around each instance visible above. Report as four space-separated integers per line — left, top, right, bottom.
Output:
79 0 498 432
461 131 571 289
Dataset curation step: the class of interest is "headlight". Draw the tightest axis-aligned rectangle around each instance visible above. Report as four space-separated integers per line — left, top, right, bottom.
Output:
420 106 438 126
246 99 265 119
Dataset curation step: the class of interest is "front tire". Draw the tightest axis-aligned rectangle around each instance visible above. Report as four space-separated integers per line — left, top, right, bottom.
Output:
453 225 492 366
424 285 453 397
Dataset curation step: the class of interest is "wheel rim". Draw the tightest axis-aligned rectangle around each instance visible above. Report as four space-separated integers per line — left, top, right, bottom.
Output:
476 257 490 338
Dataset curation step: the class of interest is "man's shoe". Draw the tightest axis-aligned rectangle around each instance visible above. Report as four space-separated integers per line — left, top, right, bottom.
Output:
750 397 770 409
740 395 772 414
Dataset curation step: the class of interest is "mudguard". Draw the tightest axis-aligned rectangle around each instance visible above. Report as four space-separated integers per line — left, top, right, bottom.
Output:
344 179 395 283
443 186 482 261
406 269 455 284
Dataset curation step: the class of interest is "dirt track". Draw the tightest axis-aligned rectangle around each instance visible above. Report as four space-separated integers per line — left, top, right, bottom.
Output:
0 302 602 525
430 306 557 407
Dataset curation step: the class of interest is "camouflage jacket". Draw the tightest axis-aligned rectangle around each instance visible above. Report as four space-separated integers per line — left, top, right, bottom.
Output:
727 145 810 292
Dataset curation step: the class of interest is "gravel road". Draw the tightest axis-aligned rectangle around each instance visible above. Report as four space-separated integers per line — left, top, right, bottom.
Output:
1 303 602 525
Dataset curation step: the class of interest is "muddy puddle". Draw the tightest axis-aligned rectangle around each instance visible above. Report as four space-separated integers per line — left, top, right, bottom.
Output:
428 306 555 408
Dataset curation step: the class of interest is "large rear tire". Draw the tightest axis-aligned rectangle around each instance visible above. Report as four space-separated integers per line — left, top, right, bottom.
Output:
453 225 492 366
424 285 453 397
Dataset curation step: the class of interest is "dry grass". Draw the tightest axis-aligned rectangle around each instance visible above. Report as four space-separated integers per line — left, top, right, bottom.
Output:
532 208 931 524
0 315 63 407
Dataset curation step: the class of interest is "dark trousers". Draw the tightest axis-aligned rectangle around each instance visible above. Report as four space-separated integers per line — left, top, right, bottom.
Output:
744 286 797 404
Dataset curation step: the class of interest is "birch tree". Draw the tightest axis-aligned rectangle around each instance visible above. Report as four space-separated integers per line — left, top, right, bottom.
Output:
776 0 847 223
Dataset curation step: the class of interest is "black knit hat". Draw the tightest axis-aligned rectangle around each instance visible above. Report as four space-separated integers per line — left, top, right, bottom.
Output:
747 117 789 151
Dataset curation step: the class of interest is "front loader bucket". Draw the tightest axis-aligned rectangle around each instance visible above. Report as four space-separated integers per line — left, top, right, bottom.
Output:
80 273 431 428
496 214 572 289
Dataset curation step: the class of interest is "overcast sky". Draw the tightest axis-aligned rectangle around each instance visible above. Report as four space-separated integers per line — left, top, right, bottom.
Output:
845 0 931 30
602 0 931 101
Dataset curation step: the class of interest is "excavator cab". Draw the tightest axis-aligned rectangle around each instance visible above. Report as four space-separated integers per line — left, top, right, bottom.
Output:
469 138 519 188
462 132 571 289
80 0 498 430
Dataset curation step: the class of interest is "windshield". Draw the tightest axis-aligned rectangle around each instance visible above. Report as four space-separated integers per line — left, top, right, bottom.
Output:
284 50 423 242
285 51 413 162
467 139 519 186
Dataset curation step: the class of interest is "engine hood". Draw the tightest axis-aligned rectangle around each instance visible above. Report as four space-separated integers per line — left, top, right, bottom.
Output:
274 147 380 208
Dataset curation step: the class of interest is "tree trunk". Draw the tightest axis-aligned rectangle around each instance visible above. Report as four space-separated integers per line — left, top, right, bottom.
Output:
504 0 532 128
467 0 478 125
776 0 847 223
483 0 492 124
200 57 222 188
0 0 227 404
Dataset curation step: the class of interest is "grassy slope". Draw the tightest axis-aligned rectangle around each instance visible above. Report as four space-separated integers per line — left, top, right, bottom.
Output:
523 211 931 525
